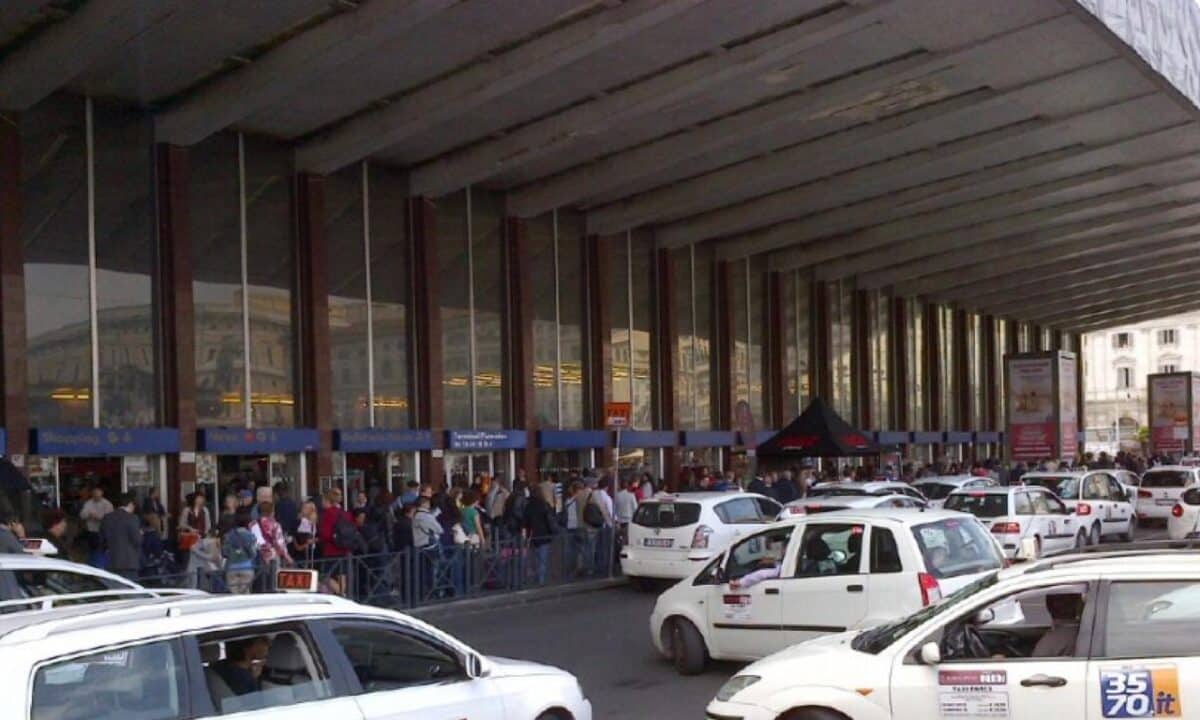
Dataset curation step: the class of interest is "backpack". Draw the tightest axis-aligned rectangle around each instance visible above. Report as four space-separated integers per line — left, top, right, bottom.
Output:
503 492 528 534
333 514 363 552
583 492 605 528
223 528 256 565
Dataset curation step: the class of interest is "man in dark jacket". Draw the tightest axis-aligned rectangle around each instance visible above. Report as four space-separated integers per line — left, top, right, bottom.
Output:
100 491 143 579
273 482 300 537
523 487 558 585
0 509 26 554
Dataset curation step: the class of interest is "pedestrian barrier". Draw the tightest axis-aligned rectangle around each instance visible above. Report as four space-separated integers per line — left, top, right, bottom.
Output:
136 528 620 609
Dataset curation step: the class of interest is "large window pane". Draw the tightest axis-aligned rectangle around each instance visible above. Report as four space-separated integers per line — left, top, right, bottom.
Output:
191 134 243 426
23 95 92 427
906 299 925 430
748 257 766 426
529 213 557 427
608 236 630 411
672 247 694 430
558 211 586 429
829 280 854 423
326 165 368 429
869 291 890 430
471 189 505 429
94 104 159 427
369 167 410 429
995 318 1008 430
244 137 296 427
631 234 654 429
939 306 957 430
732 259 749 411
437 191 470 428
783 271 810 418
694 245 714 428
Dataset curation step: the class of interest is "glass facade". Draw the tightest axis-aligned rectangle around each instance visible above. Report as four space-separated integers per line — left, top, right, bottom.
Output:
905 298 926 430
368 167 411 429
968 313 985 430
868 291 891 430
527 209 587 429
937 306 957 430
672 247 694 430
630 233 654 430
528 213 557 427
437 191 471 428
326 165 369 429
558 212 586 429
748 257 766 426
828 280 854 423
607 235 631 423
995 318 1008 430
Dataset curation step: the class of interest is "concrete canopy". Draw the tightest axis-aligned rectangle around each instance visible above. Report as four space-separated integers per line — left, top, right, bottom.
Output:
5 0 1200 330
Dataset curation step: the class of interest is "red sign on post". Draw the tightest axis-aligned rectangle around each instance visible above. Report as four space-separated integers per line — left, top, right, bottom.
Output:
605 402 632 429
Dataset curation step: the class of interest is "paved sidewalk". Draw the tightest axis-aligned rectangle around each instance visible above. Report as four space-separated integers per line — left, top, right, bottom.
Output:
408 576 628 621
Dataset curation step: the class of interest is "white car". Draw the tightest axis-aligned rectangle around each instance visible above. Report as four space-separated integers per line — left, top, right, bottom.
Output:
621 492 781 586
1021 470 1136 545
778 494 925 520
809 481 928 503
0 553 144 604
912 475 998 508
1138 466 1200 524
706 549 1200 720
943 486 1084 560
0 592 591 720
650 508 1005 674
1168 485 1200 539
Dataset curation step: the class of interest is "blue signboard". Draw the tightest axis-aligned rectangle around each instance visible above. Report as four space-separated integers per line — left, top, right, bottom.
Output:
974 431 1001 444
617 430 676 448
875 431 910 445
0 428 7 454
911 431 943 444
31 428 180 456
681 431 735 448
539 430 607 449
446 430 527 451
753 430 777 446
334 429 433 452
944 431 973 444
198 428 319 454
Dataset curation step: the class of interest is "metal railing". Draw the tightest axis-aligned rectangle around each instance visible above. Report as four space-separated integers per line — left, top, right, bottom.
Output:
135 528 621 609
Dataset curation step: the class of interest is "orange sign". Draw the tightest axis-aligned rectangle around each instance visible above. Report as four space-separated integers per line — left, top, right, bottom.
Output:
605 401 632 429
276 569 319 593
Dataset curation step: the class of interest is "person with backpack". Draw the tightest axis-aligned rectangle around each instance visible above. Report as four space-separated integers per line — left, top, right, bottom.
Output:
318 488 358 595
222 508 258 594
523 483 559 585
501 480 529 544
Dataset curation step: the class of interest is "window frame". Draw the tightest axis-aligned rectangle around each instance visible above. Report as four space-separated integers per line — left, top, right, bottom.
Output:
1091 579 1200 660
29 635 192 720
723 526 796 582
792 522 867 578
715 496 767 525
1013 492 1033 515
870 525 904 574
312 617 475 698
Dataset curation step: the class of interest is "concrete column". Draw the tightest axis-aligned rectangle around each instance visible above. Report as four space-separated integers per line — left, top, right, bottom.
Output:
295 174 334 478
585 235 613 466
155 144 196 523
891 297 909 433
655 247 680 484
954 308 970 431
504 217 539 482
982 314 998 431
0 112 28 458
853 289 871 429
410 197 445 485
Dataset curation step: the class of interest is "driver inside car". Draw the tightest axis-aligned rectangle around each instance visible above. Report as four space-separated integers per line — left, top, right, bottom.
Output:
1031 591 1085 658
730 535 788 590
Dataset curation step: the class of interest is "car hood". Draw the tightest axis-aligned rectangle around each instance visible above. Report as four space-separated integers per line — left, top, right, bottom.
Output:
486 656 569 678
732 631 889 705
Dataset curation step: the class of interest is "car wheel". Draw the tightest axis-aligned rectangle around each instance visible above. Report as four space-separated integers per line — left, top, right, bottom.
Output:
1089 522 1101 546
1119 515 1136 543
535 712 571 720
779 708 851 720
1074 530 1087 549
669 618 707 676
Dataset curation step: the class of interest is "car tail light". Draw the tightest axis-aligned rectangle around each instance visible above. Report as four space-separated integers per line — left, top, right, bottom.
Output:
1076 503 1092 516
690 525 713 550
1173 504 1185 518
918 572 942 607
990 522 1021 534
785 506 806 516
1138 489 1153 499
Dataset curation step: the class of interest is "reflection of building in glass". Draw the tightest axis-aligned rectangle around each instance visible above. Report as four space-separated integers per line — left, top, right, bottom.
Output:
328 300 410 428
531 318 585 429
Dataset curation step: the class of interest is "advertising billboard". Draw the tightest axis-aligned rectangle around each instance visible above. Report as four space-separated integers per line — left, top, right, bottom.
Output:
1147 372 1200 456
1006 351 1079 461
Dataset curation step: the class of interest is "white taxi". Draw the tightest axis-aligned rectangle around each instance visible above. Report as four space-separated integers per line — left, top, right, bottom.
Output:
706 548 1200 720
0 554 143 604
1021 471 1136 545
912 475 998 508
1168 485 1200 539
650 509 1005 674
778 494 925 520
1137 466 1200 524
943 486 1083 560
810 481 929 503
0 592 591 720
622 492 781 587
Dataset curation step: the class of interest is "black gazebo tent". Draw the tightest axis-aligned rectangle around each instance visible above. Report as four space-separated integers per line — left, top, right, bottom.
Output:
756 397 880 458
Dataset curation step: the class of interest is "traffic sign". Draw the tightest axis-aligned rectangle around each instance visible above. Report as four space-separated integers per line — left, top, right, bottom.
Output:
605 401 632 429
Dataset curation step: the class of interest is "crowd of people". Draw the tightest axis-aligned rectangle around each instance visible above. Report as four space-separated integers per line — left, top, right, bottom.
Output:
0 447 1172 603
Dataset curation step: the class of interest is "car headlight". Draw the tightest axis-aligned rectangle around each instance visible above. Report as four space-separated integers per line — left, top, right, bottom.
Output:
716 675 761 702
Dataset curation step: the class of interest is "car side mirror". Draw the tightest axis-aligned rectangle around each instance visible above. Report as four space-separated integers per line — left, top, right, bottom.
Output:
973 608 995 625
467 653 491 679
920 641 942 665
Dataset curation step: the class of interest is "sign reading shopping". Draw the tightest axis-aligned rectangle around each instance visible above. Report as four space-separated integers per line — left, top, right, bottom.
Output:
1005 351 1078 461
1147 372 1200 456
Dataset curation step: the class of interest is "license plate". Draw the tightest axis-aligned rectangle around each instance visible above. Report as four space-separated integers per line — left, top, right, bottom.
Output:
1157 499 1176 506
644 538 673 548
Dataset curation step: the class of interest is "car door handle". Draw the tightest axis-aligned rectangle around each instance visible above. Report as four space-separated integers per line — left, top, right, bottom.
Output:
1021 674 1068 688
846 584 864 593
764 587 780 595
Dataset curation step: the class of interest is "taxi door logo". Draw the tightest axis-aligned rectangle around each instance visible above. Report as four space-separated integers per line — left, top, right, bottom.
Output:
1101 667 1181 718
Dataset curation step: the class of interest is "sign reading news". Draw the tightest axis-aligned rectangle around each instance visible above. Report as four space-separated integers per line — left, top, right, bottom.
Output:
198 428 319 454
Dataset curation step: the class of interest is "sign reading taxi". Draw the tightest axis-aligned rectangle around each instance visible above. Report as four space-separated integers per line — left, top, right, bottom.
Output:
605 401 632 429
276 568 319 593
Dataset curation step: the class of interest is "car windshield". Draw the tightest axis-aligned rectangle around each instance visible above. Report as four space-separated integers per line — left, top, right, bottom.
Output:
851 571 999 654
1141 471 1191 488
632 502 701 528
911 517 1005 579
943 493 1008 518
1023 475 1080 499
914 483 957 501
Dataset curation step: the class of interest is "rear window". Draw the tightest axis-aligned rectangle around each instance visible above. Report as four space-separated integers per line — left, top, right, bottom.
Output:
944 493 1008 518
632 502 701 528
1141 471 1191 488
810 486 869 498
714 497 765 524
32 639 186 720
914 483 956 501
1023 475 1080 499
911 518 1004 580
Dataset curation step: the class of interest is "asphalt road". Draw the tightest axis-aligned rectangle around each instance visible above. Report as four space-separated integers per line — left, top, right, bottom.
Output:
430 525 1170 720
